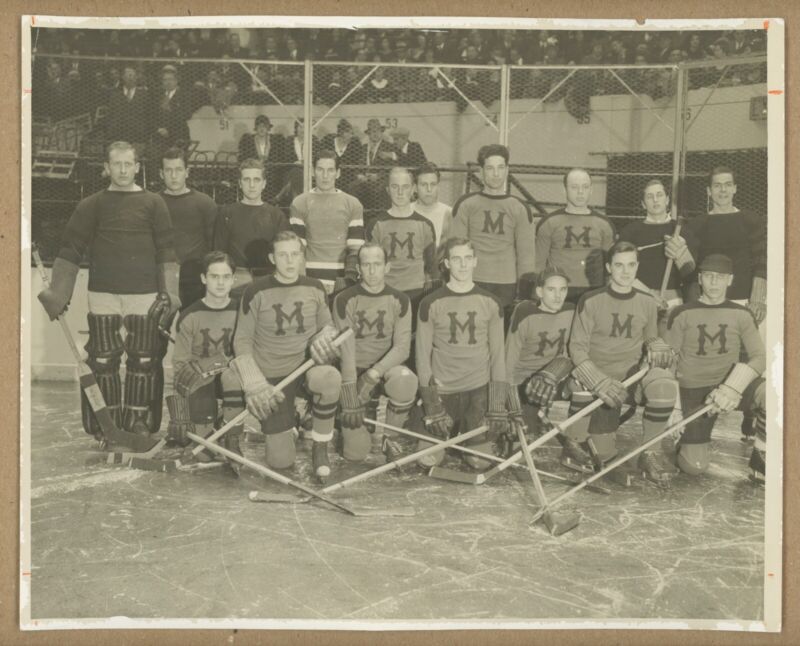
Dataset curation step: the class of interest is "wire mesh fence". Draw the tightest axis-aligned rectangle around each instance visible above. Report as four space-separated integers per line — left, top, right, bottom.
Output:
29 53 768 262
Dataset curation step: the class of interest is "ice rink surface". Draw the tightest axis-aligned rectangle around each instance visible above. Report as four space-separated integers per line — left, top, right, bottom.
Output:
27 381 765 623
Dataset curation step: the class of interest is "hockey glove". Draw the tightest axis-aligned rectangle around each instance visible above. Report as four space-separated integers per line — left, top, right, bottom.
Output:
486 381 510 437
593 377 629 409
231 355 285 421
645 337 675 370
500 386 527 456
419 384 453 440
706 363 760 415
37 257 79 321
166 394 194 447
148 261 182 330
663 234 694 269
174 353 231 397
356 368 381 406
747 277 767 326
310 325 342 365
525 356 573 408
339 382 365 429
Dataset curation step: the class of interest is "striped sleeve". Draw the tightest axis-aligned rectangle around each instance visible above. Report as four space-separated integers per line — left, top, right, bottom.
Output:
345 195 365 251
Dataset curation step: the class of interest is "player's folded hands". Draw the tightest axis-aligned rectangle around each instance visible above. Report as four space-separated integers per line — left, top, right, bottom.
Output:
245 383 285 420
594 377 628 408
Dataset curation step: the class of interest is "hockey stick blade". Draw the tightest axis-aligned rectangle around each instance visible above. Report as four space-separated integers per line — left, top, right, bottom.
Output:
247 490 415 516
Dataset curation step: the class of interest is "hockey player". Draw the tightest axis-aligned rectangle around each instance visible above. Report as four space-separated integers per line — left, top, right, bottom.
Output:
662 254 767 482
618 179 696 309
231 231 343 482
38 141 179 440
168 251 244 459
332 242 417 461
412 162 453 249
684 167 767 324
566 240 679 485
289 149 365 296
450 144 537 311
415 237 509 470
215 158 290 293
684 166 767 441
503 267 583 466
535 168 617 304
365 166 439 318
159 147 218 310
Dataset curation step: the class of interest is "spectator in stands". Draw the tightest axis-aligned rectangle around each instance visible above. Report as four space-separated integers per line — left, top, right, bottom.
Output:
321 119 363 189
106 65 150 146
227 32 251 59
284 36 302 61
238 115 286 200
277 120 317 206
686 33 705 60
349 118 397 219
391 127 427 169
367 65 395 103
153 64 193 150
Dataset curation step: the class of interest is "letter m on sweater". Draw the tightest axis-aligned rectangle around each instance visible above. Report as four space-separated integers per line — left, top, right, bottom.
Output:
448 311 477 344
388 232 415 260
273 302 305 335
697 324 728 355
534 328 567 357
564 225 592 248
355 309 387 339
609 313 634 339
482 210 505 234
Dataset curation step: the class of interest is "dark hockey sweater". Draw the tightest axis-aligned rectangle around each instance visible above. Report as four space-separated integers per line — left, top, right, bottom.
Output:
160 189 217 264
215 202 289 273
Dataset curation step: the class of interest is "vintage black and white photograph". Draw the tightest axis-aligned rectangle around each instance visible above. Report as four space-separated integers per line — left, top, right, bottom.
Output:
19 15 784 631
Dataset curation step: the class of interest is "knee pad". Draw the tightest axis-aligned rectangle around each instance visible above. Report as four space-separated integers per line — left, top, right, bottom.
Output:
677 442 710 476
85 313 124 360
265 429 296 469
589 431 617 462
383 366 419 404
342 426 371 462
306 365 342 402
642 369 678 404
123 315 160 363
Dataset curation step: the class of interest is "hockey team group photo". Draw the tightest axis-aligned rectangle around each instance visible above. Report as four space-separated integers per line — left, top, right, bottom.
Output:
22 17 781 629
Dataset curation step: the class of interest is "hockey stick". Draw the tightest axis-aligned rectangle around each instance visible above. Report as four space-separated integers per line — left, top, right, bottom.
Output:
129 328 354 472
515 423 580 535
32 244 159 453
530 404 714 525
365 418 610 494
429 368 649 486
659 216 687 300
249 424 489 508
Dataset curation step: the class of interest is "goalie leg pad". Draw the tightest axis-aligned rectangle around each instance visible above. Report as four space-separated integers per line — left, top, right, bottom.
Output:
640 370 678 442
265 429 297 469
306 365 342 442
82 314 124 437
677 442 711 476
122 315 162 433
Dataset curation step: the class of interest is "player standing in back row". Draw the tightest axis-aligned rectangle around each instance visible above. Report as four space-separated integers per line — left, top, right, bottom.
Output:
451 144 537 314
535 168 617 304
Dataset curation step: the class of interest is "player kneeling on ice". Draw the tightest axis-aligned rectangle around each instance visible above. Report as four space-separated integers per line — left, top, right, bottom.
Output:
415 237 509 470
168 251 245 461
231 231 343 484
503 267 585 466
333 242 417 462
567 240 679 486
662 254 767 483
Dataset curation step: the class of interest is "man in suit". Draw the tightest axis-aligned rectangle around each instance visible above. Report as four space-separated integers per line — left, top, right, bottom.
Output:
106 65 150 146
153 65 193 150
391 126 427 170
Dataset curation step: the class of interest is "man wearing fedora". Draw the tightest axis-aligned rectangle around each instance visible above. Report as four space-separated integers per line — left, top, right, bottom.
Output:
350 119 399 224
391 126 427 170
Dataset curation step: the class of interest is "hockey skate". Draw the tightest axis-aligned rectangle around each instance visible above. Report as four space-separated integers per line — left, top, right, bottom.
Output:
638 450 675 488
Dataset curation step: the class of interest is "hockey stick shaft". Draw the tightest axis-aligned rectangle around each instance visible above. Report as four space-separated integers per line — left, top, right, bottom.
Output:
532 403 714 521
659 220 683 298
187 327 354 457
187 431 358 516
484 367 649 481
365 417 608 493
322 425 488 494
